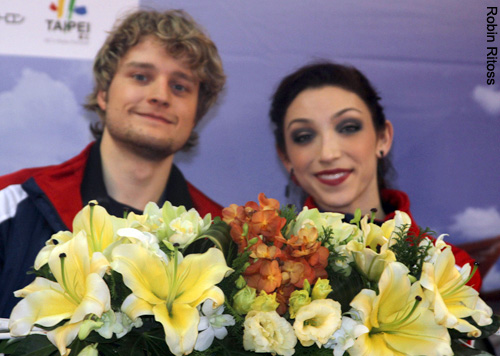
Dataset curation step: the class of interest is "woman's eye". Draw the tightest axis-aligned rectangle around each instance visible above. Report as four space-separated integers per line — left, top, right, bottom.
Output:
338 121 362 134
291 131 315 144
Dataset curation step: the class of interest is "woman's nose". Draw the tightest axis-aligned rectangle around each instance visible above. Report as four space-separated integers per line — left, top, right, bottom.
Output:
319 137 341 163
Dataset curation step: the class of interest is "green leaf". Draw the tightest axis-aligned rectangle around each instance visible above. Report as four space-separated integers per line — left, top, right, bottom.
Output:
187 221 231 256
328 267 366 313
0 335 58 356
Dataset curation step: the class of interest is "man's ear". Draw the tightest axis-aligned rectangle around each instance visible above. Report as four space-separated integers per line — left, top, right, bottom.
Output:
377 120 394 156
96 90 107 111
277 146 293 173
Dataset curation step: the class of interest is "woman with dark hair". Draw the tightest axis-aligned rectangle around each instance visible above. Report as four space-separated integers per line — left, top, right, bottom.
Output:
270 61 482 289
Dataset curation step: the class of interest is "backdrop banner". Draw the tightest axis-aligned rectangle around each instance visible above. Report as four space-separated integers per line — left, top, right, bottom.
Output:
0 0 139 59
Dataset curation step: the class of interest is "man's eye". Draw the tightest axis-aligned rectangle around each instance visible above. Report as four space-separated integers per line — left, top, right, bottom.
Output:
133 74 148 82
172 83 187 92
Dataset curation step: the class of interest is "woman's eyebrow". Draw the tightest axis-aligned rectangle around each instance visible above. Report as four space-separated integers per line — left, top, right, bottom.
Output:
332 107 362 119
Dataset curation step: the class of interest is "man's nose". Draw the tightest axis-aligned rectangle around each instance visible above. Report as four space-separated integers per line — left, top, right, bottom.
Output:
148 79 170 106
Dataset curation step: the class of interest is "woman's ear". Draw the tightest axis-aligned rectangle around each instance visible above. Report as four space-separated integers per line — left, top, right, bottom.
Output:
377 120 394 157
277 146 293 173
97 90 107 111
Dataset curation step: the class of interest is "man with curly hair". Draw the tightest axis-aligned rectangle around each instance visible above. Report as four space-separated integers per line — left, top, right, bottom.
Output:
0 9 226 317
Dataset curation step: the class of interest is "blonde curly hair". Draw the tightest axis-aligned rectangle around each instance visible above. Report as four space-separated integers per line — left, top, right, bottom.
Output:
85 9 226 149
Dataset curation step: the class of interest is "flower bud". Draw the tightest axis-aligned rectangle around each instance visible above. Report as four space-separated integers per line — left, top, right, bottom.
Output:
78 318 103 340
77 344 98 356
251 291 279 312
288 289 311 319
311 278 332 300
233 286 257 314
235 275 247 289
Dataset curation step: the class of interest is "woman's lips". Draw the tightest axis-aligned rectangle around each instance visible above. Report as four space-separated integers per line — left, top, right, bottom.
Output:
315 169 351 186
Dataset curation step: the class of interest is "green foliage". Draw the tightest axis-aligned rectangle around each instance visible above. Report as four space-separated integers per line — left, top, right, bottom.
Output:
28 264 55 282
389 225 432 279
105 271 132 311
280 204 298 238
328 267 366 313
0 335 58 356
186 219 232 256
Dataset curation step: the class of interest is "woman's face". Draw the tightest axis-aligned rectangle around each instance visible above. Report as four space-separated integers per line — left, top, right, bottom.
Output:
280 86 393 215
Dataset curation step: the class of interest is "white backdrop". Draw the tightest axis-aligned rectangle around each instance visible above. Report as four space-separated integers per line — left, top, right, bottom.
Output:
1 1 499 300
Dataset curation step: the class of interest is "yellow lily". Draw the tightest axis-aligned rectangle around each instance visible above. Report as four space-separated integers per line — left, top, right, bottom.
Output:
9 232 111 356
73 201 115 254
34 202 117 270
347 216 396 282
419 246 492 336
349 262 452 356
380 210 412 244
111 246 232 356
34 230 73 270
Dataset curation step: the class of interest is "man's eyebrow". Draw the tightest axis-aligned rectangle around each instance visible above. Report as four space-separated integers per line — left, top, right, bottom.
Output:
123 61 197 83
124 61 155 70
171 71 197 84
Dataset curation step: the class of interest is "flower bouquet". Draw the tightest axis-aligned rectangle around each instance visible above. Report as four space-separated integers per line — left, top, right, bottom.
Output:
0 200 234 356
1 194 499 356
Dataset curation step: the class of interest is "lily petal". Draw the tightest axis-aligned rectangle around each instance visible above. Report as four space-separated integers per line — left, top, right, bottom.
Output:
153 302 200 356
47 322 81 356
9 287 76 335
111 243 167 304
73 202 115 253
121 294 154 320
174 248 232 304
71 273 110 322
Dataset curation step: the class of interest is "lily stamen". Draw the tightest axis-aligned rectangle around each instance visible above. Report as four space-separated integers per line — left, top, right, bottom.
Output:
371 296 422 334
88 203 98 252
166 246 181 316
59 253 81 305
441 263 478 298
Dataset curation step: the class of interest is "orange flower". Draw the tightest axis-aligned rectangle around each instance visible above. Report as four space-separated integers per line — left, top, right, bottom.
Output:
245 260 282 294
257 193 281 211
222 204 245 224
276 284 296 315
250 243 282 260
229 223 248 252
287 224 322 258
281 260 315 289
308 246 329 270
249 210 286 243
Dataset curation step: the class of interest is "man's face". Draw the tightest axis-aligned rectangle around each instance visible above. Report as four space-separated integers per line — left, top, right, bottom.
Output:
97 36 199 161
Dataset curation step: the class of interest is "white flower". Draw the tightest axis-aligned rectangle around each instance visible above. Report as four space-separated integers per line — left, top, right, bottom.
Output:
324 316 369 356
194 300 235 351
293 299 342 347
243 310 297 356
116 228 168 263
420 234 448 264
168 209 210 248
95 310 143 339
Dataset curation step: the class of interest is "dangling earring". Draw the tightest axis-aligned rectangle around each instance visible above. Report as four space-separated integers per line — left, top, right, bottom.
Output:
285 168 306 208
285 169 295 198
